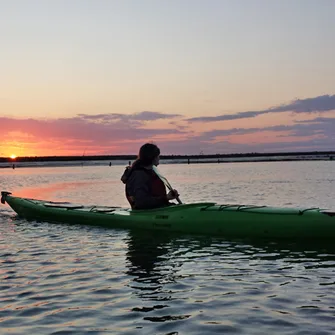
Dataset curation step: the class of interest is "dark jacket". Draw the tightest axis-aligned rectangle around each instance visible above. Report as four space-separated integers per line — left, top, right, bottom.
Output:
121 166 169 210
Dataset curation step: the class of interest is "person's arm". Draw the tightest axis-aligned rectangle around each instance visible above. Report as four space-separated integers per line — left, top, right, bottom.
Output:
128 170 168 209
120 166 131 184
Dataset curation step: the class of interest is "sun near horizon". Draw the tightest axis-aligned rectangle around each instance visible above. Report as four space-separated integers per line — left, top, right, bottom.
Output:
10 154 17 159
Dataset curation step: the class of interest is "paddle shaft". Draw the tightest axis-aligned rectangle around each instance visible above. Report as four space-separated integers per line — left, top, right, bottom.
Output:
152 166 182 204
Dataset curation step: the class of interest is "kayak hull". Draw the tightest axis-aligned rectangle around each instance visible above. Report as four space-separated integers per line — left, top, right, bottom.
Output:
1 191 335 239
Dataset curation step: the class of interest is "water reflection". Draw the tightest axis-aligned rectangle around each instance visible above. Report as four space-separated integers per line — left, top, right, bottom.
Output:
124 231 335 298
125 232 335 273
127 232 335 301
124 231 225 289
3 215 335 334
123 231 335 330
125 231 180 296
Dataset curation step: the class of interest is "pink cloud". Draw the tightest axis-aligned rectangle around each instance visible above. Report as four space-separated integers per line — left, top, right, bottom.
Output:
1 98 335 156
186 94 335 122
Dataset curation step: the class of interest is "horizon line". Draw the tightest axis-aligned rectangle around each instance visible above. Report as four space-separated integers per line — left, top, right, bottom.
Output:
1 150 334 162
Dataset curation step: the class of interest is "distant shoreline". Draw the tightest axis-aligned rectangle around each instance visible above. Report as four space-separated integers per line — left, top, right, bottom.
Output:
0 151 333 168
1 150 334 163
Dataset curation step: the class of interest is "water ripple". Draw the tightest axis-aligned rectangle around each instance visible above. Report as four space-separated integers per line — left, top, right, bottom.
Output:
1 163 335 334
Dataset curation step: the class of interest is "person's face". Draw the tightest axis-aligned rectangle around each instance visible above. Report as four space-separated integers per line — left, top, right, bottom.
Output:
153 155 160 166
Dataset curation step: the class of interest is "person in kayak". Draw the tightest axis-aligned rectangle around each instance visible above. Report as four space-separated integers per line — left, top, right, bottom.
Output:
121 143 179 209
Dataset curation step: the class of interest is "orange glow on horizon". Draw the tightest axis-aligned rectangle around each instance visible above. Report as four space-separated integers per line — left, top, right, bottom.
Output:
10 154 17 159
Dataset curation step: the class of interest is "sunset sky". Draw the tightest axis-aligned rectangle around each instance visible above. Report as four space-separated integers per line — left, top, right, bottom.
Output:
1 0 334 157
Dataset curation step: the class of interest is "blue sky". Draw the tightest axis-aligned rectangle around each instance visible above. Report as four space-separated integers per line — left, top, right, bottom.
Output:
0 0 334 156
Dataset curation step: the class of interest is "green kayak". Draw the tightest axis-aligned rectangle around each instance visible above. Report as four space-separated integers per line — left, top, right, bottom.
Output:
1 191 335 239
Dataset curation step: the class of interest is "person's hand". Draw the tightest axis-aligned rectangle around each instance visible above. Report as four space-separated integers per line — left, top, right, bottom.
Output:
167 189 179 201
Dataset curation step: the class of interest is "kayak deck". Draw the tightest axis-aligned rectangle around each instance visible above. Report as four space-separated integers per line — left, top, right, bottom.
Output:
2 191 335 239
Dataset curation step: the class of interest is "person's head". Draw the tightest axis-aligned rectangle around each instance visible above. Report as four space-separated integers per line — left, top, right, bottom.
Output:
137 143 160 167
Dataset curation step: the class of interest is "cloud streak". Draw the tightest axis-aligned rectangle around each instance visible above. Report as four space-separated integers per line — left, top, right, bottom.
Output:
186 95 335 122
193 117 335 141
0 111 186 156
1 97 334 156
78 111 181 124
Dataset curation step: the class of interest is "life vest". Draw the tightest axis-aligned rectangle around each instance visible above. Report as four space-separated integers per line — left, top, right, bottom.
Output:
123 167 166 209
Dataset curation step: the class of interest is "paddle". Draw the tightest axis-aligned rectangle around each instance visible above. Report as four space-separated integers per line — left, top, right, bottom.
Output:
152 165 183 204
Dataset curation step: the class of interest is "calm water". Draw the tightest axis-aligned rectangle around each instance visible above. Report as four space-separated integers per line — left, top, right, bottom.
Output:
1 161 335 334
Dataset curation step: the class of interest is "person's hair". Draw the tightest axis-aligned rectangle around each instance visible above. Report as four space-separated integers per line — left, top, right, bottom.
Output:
132 143 160 168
